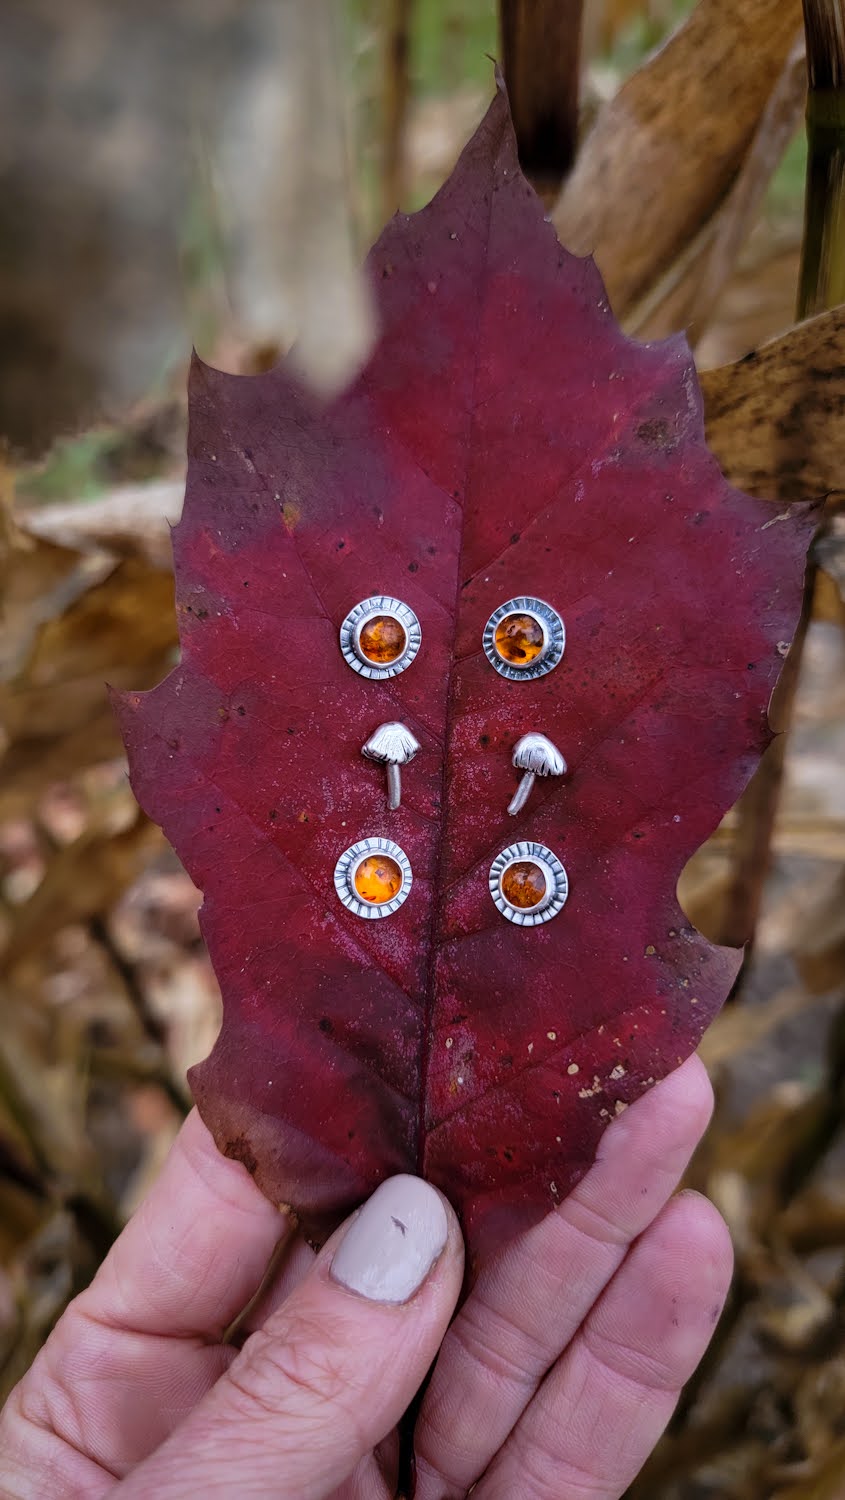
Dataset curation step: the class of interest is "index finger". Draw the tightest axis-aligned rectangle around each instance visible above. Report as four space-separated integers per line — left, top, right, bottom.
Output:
82 1107 289 1340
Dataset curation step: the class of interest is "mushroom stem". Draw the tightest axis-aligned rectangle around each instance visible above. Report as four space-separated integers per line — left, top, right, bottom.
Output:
387 762 402 810
508 770 536 816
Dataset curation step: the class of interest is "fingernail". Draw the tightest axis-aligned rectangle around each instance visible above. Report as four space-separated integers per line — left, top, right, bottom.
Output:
331 1175 448 1304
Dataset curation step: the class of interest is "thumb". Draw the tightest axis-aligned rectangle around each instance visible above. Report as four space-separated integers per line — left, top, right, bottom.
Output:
118 1176 464 1500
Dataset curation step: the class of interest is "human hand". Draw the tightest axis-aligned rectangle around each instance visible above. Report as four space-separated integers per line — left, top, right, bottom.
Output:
0 1055 730 1499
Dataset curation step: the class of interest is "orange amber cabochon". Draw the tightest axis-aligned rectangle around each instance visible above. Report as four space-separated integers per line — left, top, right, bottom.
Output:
501 859 547 909
359 615 407 664
494 613 544 665
354 854 403 903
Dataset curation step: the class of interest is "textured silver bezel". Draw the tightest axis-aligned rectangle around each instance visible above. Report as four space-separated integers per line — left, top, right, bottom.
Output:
339 596 421 679
489 841 569 926
334 837 412 919
482 597 565 681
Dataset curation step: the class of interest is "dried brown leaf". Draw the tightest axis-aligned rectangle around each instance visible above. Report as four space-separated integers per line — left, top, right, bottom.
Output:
775 1438 845 1500
0 540 176 814
20 482 184 572
631 36 807 342
702 307 845 502
0 810 161 970
553 0 802 316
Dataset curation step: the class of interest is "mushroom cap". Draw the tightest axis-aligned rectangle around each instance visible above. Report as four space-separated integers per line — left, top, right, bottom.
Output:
362 721 421 765
511 732 567 777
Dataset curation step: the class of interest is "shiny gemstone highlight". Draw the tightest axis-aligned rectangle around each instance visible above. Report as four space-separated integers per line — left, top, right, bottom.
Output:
494 612 544 665
359 615 407 664
501 859 548 909
353 854 403 903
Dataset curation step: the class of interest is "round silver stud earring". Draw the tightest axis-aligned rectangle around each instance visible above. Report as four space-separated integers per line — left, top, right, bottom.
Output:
334 837 412 919
362 722 421 809
340 596 421 679
489 841 568 925
482 597 565 681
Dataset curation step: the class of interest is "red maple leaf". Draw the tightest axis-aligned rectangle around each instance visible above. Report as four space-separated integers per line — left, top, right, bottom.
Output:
116 80 813 1263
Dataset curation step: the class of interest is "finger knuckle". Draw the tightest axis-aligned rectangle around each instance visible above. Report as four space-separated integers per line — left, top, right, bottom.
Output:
224 1320 368 1449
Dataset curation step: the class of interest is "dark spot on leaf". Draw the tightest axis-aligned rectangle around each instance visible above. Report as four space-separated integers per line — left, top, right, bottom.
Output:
501 1053 514 1067
510 532 520 544
450 1013 467 1025
215 806 221 814
243 580 249 587
196 608 208 620
336 539 345 550
479 734 489 746
319 1017 333 1034
237 706 246 717
287 727 296 735
408 561 419 572
636 417 673 449
503 1148 514 1161
269 809 278 821
692 511 710 525
427 545 436 555
225 1136 257 1176
347 1130 355 1140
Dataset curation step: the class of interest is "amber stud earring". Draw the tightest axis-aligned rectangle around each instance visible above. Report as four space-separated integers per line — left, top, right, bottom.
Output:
482 596 565 681
335 837 412 919
340 596 421 679
362 722 421 809
508 732 567 815
489 841 568 926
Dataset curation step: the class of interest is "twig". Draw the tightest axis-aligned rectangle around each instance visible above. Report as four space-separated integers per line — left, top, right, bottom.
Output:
797 0 845 316
382 0 414 217
499 0 584 192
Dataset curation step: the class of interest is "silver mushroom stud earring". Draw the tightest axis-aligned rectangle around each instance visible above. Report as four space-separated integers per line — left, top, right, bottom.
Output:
362 722 421 809
508 732 567 815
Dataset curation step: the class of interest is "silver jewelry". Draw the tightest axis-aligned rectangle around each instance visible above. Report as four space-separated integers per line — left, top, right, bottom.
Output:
489 841 568 925
482 597 565 681
334 837 412 919
362 722 421 809
508 732 567 815
339 596 421 679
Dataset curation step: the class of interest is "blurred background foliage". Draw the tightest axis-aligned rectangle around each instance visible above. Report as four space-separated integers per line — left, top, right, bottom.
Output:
1 1 845 1495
